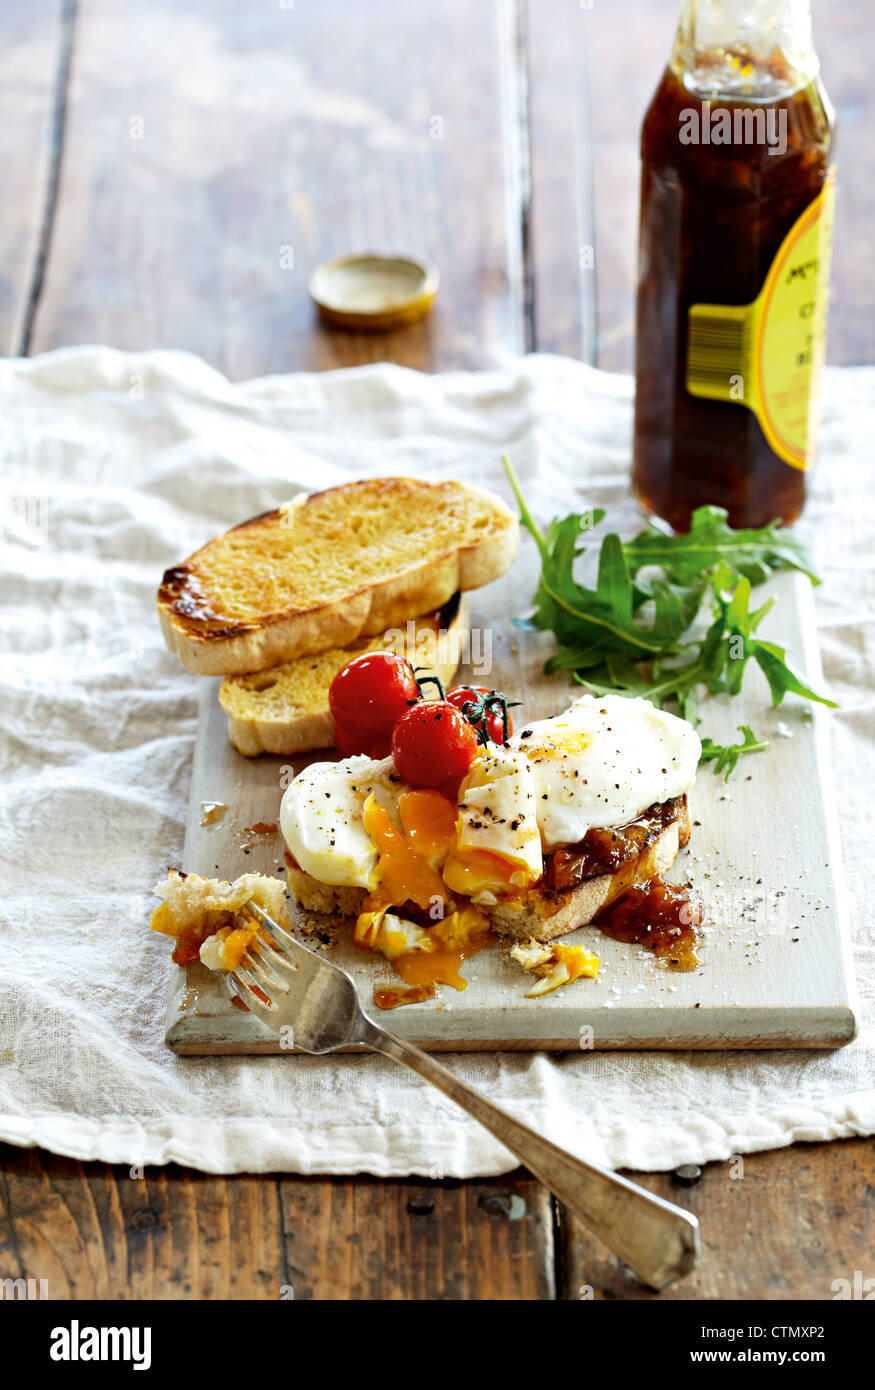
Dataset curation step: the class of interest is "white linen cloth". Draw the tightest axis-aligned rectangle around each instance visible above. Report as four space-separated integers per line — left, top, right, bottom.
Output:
0 346 872 1176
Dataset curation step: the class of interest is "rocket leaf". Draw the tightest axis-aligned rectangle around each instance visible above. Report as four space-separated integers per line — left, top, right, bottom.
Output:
503 456 836 779
621 504 820 587
699 726 768 781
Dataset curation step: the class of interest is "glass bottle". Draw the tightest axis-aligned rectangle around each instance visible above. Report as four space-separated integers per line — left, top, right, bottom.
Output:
632 0 835 530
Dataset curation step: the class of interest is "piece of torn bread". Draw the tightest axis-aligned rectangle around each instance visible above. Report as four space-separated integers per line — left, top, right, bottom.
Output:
219 592 470 757
158 477 518 676
150 869 289 964
285 798 691 946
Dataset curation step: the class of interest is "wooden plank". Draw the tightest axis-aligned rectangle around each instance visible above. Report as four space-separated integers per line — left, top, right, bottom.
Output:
528 0 874 370
0 1144 554 1299
6 1135 871 1300
579 0 677 371
278 1170 555 1300
524 0 595 359
524 0 677 366
560 1137 875 1300
166 563 855 1054
28 0 523 376
0 0 69 354
0 1145 282 1300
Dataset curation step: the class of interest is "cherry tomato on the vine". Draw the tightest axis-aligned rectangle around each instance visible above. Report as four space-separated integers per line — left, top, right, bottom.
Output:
329 651 420 755
446 685 514 745
333 720 392 761
391 701 479 799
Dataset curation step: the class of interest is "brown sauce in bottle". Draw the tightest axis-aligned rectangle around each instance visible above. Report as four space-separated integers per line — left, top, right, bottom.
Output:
633 60 833 530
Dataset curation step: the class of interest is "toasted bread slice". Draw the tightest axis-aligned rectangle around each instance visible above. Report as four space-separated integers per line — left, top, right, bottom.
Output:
219 592 470 757
284 799 691 946
158 477 518 676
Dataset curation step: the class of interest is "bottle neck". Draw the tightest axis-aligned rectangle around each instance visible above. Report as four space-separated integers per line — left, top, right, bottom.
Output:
670 0 818 101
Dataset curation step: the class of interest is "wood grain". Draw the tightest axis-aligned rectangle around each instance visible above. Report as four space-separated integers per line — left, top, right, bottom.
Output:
278 1171 554 1301
524 0 595 360
28 0 523 377
0 0 69 354
0 1144 554 1300
523 0 678 365
5 1136 870 1300
561 1137 875 1300
579 0 677 371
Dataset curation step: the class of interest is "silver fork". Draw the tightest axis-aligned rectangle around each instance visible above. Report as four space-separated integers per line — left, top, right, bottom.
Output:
231 900 699 1291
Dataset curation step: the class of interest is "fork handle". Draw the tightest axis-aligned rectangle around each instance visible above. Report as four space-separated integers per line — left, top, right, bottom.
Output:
361 1020 698 1291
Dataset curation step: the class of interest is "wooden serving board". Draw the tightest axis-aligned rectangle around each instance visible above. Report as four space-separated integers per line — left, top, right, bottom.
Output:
164 562 858 1053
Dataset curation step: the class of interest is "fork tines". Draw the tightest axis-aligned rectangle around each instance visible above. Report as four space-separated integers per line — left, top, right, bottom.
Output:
223 900 300 1012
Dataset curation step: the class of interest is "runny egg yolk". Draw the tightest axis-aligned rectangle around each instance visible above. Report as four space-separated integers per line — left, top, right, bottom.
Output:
398 789 458 858
396 908 497 992
355 787 516 998
395 934 493 991
361 794 449 912
442 846 529 897
365 778 541 911
553 942 600 981
525 726 591 761
394 949 468 991
221 926 259 971
354 904 495 993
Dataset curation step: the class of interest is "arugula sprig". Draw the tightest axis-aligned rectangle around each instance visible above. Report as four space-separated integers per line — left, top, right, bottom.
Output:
503 456 836 778
621 505 819 588
699 726 768 781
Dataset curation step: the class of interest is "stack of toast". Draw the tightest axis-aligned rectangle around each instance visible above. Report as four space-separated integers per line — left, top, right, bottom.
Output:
157 477 519 756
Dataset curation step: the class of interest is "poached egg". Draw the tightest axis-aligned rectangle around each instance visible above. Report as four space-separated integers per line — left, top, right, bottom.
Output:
280 754 408 889
510 693 700 850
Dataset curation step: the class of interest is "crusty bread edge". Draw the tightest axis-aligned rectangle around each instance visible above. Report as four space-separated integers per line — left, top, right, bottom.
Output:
158 482 518 676
223 594 471 757
286 800 691 946
226 708 334 759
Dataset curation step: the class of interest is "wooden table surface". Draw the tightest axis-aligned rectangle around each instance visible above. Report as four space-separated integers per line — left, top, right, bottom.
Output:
1 0 871 1301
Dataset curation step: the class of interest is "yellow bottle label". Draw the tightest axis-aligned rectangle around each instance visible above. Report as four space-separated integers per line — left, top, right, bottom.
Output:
686 168 835 471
